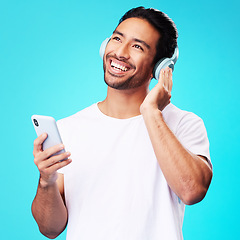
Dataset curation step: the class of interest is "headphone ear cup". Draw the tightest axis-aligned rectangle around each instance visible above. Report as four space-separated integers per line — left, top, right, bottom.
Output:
153 58 174 80
100 38 110 59
153 46 179 80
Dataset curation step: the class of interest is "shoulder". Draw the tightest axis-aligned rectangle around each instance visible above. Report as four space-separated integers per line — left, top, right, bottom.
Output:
162 103 203 134
163 104 211 163
57 103 98 127
56 103 100 138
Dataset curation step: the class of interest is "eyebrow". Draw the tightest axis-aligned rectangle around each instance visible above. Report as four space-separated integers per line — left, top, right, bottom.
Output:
113 30 151 49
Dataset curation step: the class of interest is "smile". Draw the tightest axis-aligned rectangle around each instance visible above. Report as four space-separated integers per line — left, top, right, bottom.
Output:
110 60 130 72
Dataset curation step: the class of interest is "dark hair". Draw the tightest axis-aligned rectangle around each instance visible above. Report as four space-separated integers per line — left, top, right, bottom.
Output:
119 6 178 65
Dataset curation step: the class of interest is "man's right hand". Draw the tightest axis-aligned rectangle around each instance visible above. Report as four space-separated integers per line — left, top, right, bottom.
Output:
33 133 72 188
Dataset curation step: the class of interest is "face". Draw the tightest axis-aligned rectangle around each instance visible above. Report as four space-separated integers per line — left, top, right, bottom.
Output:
103 17 160 90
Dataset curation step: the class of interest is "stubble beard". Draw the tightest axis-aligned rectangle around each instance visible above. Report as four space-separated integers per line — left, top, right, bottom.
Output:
103 60 149 90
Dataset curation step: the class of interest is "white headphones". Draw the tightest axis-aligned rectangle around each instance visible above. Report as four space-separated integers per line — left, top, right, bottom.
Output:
99 37 179 80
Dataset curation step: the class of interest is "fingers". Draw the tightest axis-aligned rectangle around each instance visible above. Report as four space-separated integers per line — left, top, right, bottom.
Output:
34 143 66 164
34 146 72 187
33 133 48 156
38 156 72 188
38 151 72 172
166 67 173 92
40 150 71 168
159 67 173 92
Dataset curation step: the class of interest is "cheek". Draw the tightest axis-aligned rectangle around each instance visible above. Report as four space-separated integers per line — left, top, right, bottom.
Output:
141 63 154 79
136 58 154 73
105 42 116 55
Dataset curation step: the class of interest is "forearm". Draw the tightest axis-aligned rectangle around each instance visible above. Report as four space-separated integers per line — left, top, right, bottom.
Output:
32 179 68 239
141 106 212 205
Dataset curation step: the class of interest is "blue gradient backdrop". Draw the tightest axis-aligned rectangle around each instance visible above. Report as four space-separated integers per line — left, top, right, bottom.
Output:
1 0 239 239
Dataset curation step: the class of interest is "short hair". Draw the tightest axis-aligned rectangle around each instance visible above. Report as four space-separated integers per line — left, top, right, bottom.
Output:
119 6 178 65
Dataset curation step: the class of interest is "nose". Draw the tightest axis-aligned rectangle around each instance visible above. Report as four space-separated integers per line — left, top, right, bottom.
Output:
115 43 130 60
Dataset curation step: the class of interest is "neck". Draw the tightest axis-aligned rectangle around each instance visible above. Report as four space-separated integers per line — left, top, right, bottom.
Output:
98 83 150 119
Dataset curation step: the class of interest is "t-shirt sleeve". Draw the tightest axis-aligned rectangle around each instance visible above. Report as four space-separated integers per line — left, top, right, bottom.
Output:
176 112 212 169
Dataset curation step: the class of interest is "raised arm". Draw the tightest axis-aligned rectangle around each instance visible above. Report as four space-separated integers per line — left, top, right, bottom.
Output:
140 67 212 205
31 133 72 239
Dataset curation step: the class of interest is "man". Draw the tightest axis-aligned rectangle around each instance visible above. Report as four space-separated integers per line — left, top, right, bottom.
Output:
32 7 213 240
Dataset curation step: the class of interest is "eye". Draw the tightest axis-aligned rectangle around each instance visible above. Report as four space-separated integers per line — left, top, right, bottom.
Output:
133 44 144 51
112 36 121 42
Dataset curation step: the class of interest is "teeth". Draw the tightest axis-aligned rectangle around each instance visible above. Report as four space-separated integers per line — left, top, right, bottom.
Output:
111 61 128 72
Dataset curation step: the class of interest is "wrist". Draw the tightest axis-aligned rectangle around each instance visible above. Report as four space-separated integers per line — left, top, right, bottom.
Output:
39 175 57 189
140 102 162 116
141 107 165 126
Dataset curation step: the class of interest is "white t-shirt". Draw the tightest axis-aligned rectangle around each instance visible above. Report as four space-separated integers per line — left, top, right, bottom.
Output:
57 103 211 240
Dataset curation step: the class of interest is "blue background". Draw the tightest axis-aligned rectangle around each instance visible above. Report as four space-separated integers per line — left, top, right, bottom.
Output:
1 0 239 239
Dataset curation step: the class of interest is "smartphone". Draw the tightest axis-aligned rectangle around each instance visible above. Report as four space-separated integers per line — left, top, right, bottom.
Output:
31 115 66 157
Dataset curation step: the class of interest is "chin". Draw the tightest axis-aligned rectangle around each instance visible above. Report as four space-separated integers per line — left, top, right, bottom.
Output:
104 74 148 90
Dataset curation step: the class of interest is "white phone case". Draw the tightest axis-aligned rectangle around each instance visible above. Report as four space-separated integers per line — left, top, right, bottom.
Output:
31 115 65 156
